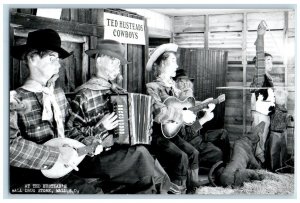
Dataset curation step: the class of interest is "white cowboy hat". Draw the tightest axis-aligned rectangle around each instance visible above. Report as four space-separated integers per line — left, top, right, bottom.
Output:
146 43 178 71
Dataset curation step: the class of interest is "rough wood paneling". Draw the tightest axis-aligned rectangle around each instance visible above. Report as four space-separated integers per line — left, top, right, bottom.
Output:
247 11 285 30
174 16 205 33
174 33 204 48
209 32 243 49
227 50 242 62
209 13 243 32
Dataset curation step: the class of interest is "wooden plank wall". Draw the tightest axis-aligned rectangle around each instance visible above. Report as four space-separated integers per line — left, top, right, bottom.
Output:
173 10 295 154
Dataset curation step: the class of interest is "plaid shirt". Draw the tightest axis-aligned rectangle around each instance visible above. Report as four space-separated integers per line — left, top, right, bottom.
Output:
270 104 289 132
10 88 70 170
67 87 111 145
146 80 186 124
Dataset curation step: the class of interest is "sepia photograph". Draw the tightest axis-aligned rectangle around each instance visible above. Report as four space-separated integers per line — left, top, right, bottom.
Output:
2 0 298 200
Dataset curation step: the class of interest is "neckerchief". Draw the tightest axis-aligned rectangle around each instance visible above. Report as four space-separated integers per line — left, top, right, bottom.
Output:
156 76 181 97
74 76 127 94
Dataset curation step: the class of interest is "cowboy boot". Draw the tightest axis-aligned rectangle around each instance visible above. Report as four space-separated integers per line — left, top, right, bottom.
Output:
171 179 187 194
187 169 202 194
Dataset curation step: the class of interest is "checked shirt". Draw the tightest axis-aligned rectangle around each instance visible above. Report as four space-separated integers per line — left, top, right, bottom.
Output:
10 87 70 170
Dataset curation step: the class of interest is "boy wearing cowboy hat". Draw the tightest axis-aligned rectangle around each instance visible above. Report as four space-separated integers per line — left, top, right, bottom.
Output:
174 69 231 175
67 39 171 194
173 69 195 99
10 29 100 194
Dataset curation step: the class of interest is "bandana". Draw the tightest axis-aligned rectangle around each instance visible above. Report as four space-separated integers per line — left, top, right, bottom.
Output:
74 76 127 94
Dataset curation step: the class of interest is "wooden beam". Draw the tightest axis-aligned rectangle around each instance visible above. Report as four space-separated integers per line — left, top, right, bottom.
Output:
204 14 209 50
14 28 88 43
171 16 175 43
242 12 248 134
10 12 104 38
148 27 172 38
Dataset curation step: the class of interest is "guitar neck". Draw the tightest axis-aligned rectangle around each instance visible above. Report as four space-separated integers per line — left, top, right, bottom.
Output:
76 133 113 156
77 143 97 157
255 34 265 86
189 99 219 114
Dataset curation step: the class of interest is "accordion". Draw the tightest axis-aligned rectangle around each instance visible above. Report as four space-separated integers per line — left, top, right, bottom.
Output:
109 93 153 146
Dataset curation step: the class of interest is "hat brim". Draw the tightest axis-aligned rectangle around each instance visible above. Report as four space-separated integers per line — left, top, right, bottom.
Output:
146 43 178 71
208 161 225 187
175 75 195 81
85 49 131 65
11 45 72 60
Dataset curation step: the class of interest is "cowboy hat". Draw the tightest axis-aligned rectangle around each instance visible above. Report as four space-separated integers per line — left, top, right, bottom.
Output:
11 29 72 60
146 43 178 71
173 69 194 82
85 39 130 65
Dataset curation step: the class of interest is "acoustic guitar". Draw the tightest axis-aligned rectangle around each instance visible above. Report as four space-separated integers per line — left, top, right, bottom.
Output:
41 135 113 179
161 94 225 139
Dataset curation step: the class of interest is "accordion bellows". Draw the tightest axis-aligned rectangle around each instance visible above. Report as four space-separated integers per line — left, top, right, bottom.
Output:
109 93 153 146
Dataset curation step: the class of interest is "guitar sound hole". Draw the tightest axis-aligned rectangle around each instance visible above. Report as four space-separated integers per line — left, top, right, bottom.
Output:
183 107 187 110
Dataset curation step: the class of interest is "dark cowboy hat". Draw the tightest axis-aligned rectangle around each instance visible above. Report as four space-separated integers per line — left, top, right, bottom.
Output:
85 39 131 65
11 29 72 60
146 43 178 71
173 69 194 81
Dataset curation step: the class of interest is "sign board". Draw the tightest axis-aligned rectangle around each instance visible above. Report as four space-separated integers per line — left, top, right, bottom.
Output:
103 12 146 45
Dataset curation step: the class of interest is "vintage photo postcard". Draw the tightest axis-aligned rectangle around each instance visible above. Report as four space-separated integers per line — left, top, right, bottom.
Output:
2 2 297 199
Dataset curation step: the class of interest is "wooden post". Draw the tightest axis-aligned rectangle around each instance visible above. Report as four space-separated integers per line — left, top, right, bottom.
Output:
284 11 288 87
242 12 247 134
123 43 128 90
204 14 209 50
143 17 149 93
82 36 89 84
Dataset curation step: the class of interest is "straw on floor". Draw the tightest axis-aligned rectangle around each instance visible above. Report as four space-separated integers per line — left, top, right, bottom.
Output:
195 170 294 195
